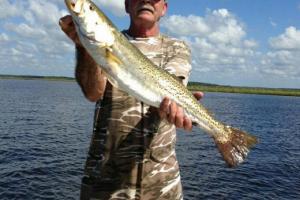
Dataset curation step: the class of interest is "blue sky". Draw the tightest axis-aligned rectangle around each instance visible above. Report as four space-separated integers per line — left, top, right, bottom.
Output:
0 0 300 88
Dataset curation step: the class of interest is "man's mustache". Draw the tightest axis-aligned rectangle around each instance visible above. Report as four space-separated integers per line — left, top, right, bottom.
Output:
137 4 155 13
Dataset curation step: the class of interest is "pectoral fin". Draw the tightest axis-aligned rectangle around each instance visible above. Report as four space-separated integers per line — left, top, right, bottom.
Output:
170 74 183 83
105 48 122 66
103 48 123 90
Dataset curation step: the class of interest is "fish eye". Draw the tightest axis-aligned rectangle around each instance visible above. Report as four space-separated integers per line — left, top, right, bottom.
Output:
89 5 94 11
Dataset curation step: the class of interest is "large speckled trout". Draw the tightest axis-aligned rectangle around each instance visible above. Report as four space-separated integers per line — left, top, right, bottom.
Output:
65 0 257 167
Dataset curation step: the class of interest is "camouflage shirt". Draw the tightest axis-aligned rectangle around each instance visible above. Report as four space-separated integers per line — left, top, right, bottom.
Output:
80 31 192 200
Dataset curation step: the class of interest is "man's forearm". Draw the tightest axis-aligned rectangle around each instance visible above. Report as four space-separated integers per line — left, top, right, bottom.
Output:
75 46 107 102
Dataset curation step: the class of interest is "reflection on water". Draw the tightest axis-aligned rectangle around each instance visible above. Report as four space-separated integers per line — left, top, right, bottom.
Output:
1 79 299 199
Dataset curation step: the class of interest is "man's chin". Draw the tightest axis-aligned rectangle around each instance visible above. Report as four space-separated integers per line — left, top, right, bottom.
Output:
137 11 154 18
136 14 155 24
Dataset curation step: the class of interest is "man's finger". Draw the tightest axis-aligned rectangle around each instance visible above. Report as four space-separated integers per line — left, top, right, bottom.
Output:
59 15 73 27
183 117 192 132
193 91 204 100
159 97 170 119
175 107 184 128
168 101 177 124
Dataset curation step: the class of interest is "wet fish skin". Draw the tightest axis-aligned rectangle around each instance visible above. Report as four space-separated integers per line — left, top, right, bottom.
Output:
65 0 258 167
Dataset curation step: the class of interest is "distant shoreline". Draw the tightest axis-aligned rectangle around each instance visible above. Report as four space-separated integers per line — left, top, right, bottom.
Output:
1 74 299 97
0 74 75 82
188 82 300 97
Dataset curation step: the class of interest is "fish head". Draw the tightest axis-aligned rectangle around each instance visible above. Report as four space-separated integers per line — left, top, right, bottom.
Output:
65 0 94 17
65 0 115 47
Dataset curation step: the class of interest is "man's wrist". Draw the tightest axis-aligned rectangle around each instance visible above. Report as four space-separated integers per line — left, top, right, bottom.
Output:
76 45 91 61
75 45 85 55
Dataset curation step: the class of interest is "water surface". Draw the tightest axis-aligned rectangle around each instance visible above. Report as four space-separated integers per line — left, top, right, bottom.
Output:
0 79 299 199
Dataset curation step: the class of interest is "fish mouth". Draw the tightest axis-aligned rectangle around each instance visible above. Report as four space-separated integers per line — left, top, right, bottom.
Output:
65 0 84 15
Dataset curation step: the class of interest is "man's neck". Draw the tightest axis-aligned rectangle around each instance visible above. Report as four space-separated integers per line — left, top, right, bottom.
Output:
127 23 160 38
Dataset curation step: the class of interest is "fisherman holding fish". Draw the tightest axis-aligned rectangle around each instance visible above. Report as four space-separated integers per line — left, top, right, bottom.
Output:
60 0 201 199
59 0 256 199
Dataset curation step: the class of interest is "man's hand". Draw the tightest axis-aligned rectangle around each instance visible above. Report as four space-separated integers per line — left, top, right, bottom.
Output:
159 92 204 131
59 15 82 47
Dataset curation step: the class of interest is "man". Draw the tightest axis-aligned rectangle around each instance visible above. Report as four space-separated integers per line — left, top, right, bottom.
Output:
60 0 202 199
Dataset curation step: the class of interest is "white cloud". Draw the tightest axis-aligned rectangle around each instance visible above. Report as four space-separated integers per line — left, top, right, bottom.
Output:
27 0 64 26
269 18 277 27
0 33 9 42
162 9 258 77
161 9 300 87
163 9 246 45
269 26 300 50
0 0 22 18
207 9 246 45
259 27 300 79
162 15 210 36
5 23 47 38
244 39 258 48
0 0 74 76
0 0 127 77
0 1 298 88
95 0 126 17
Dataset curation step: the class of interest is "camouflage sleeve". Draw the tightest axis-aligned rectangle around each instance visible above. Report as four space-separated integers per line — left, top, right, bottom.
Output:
163 40 192 86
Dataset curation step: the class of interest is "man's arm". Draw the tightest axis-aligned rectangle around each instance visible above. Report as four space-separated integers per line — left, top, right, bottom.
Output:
59 15 106 102
75 46 107 101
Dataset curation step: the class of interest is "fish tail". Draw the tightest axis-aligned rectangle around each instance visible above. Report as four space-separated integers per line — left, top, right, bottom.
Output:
214 126 258 167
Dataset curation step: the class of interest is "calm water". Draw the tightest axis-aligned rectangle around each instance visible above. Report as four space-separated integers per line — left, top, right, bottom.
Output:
0 79 299 200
